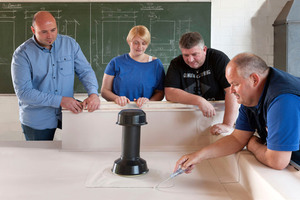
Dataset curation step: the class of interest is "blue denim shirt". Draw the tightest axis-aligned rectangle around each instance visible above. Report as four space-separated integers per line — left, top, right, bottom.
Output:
11 34 99 129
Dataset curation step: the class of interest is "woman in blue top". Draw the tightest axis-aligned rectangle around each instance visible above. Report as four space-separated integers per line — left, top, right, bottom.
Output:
101 25 165 107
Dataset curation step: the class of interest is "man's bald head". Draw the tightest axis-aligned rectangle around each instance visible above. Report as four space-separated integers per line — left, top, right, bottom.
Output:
31 11 57 49
228 52 269 79
32 11 56 28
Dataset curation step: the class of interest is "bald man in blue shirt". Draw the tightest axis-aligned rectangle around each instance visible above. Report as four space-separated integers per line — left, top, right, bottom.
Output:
11 11 100 140
175 53 300 172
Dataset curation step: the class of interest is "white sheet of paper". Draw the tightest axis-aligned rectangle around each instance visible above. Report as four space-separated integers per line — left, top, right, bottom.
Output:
85 161 174 188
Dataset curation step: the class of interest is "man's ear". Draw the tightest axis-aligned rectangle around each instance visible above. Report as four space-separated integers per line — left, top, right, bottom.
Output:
250 73 260 87
31 26 35 35
202 45 207 53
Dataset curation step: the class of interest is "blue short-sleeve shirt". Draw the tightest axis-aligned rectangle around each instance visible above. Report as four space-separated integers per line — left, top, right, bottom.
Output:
104 54 165 101
236 94 300 152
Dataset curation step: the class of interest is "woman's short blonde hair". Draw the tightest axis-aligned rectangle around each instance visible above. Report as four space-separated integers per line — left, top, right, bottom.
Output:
127 25 151 45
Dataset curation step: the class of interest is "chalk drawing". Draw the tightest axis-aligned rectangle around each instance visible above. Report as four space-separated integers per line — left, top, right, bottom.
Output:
0 2 210 92
0 10 16 19
0 10 16 64
141 3 164 11
1 3 21 10
62 19 80 40
0 21 14 65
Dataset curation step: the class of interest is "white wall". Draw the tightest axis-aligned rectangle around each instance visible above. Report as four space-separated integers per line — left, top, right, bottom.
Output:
211 0 289 65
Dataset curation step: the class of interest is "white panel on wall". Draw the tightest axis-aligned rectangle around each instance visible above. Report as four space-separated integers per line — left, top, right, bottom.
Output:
211 0 289 66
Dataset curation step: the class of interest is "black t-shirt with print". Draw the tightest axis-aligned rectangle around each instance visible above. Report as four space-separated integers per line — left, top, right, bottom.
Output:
165 48 230 101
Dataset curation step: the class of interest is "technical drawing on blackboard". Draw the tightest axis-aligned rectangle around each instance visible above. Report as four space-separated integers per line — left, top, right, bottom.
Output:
0 2 210 93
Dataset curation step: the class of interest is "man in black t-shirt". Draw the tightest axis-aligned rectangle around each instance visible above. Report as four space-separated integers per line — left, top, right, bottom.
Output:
165 32 238 135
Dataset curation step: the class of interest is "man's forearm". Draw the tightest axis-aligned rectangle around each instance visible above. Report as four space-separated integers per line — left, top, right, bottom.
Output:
247 136 291 170
165 87 203 105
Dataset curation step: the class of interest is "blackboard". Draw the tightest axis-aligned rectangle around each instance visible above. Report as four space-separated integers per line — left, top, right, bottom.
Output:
0 2 211 93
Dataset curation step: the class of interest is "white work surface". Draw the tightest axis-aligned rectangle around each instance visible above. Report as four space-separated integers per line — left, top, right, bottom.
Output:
0 141 252 200
2 101 300 199
1 141 300 200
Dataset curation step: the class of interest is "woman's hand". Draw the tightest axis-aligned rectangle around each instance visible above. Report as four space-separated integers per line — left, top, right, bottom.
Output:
114 96 130 106
135 97 149 108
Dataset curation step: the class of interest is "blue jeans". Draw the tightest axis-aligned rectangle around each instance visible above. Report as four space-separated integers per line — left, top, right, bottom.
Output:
21 122 61 141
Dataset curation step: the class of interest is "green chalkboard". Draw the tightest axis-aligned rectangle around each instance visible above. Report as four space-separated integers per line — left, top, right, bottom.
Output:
0 2 211 93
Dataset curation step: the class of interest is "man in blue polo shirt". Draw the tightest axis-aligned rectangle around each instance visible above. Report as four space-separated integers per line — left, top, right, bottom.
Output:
174 52 300 172
11 11 100 141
